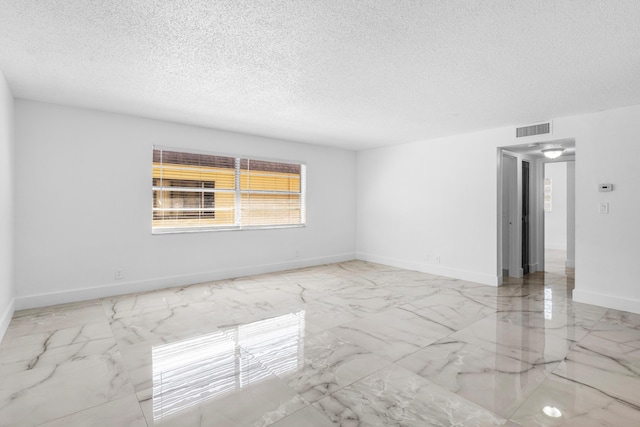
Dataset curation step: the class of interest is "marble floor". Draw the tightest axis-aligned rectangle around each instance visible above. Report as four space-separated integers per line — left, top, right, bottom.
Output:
1 257 639 426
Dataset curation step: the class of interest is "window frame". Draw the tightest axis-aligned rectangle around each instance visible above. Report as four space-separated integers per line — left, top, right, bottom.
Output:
152 146 306 234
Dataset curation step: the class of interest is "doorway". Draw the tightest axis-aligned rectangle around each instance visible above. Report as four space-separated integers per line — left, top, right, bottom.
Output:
543 160 575 278
497 139 576 282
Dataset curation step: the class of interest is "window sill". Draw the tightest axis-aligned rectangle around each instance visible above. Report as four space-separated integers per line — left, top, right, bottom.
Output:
152 224 306 235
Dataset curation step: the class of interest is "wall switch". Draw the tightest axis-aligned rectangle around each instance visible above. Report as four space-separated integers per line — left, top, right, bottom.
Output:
599 203 609 214
115 269 124 279
598 183 613 192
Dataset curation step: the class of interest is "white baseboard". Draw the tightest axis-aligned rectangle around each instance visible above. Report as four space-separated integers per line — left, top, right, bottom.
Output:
356 252 499 286
0 298 15 344
545 243 567 251
565 259 575 268
15 253 356 311
573 289 640 315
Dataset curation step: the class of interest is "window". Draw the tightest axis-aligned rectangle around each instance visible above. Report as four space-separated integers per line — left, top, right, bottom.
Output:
152 147 306 233
544 178 552 212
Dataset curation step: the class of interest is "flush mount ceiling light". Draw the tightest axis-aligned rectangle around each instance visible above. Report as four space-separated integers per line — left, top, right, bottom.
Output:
542 148 565 159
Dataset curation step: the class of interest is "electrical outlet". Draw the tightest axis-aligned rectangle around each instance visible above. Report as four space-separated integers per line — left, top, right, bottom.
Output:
435 256 441 264
114 269 123 280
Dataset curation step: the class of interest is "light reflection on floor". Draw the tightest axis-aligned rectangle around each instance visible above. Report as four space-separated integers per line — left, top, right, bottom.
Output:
152 311 305 420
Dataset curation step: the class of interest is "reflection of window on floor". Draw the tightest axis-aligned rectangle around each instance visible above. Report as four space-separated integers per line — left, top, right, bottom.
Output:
152 147 306 233
544 288 553 320
151 311 305 420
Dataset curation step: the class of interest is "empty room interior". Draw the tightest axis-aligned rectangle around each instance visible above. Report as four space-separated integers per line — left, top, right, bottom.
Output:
1 2 640 426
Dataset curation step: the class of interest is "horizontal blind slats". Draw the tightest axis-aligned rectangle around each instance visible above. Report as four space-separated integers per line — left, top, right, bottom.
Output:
152 148 305 232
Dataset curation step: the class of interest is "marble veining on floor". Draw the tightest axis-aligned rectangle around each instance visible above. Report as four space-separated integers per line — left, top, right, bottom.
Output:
1 256 639 426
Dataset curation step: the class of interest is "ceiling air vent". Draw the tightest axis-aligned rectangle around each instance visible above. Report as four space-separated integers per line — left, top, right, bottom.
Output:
516 122 552 138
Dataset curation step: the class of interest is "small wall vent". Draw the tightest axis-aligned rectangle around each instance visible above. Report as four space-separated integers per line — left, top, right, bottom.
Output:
516 122 552 138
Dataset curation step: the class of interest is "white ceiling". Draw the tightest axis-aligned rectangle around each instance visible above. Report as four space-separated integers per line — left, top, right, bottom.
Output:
1 1 640 151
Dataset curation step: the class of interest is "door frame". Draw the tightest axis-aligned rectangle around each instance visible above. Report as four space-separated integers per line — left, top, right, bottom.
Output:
522 160 530 275
498 149 541 280
499 151 523 278
498 152 577 283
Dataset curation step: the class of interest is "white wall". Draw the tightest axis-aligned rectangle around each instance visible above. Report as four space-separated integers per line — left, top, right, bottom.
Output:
570 106 640 313
0 69 15 341
544 162 567 250
11 100 640 315
357 104 640 314
14 101 357 309
357 130 502 285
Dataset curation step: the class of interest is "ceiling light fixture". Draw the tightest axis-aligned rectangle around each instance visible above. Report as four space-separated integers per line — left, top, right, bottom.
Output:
542 148 565 159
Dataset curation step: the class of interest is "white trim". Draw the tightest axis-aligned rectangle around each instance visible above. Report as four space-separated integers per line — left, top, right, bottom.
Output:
152 223 305 235
573 289 640 315
15 254 355 311
357 252 498 286
534 158 545 274
503 153 521 278
545 243 568 250
0 298 15 344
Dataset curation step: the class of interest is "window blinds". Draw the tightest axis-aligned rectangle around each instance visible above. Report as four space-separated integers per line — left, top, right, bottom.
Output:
152 147 306 233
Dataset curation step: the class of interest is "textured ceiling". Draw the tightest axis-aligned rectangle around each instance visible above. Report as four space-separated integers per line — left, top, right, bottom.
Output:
1 1 640 150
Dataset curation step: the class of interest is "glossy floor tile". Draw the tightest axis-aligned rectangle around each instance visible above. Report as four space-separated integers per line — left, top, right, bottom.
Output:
1 254 639 426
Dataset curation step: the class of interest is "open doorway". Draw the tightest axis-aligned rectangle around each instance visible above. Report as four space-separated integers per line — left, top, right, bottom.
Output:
543 160 575 281
497 139 576 283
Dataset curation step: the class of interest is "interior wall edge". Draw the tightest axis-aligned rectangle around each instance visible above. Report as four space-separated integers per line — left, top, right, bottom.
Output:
14 252 355 311
0 67 15 345
0 297 15 344
573 289 640 315
356 252 498 286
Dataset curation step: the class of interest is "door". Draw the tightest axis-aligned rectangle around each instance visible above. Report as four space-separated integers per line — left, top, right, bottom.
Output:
502 154 519 277
522 161 530 274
